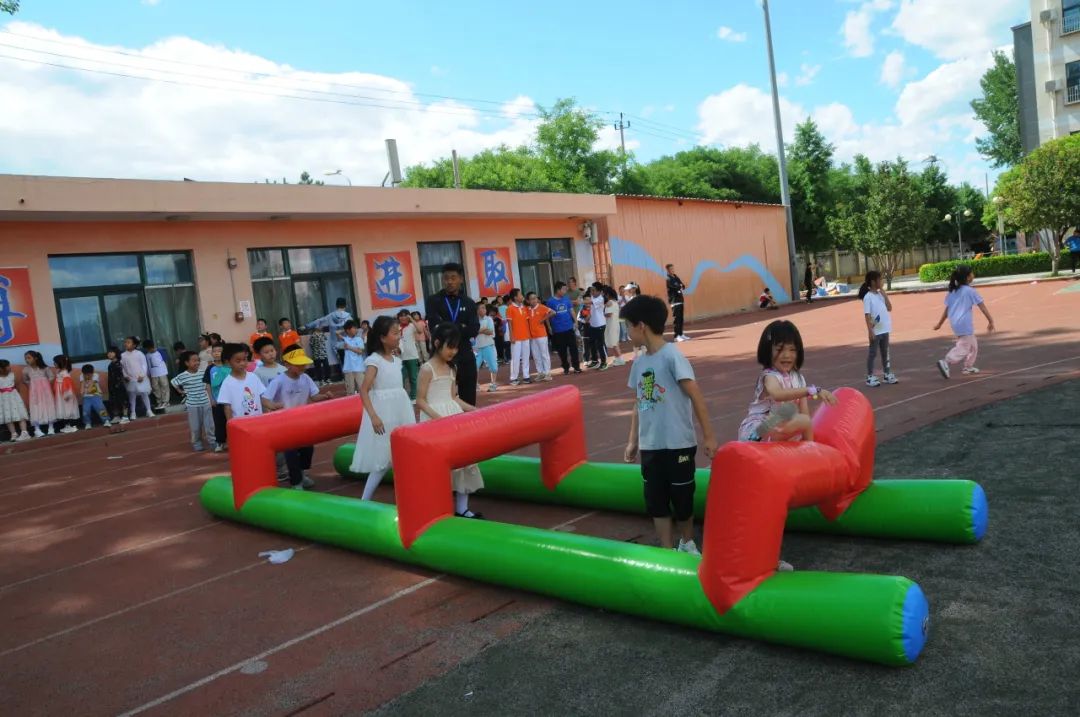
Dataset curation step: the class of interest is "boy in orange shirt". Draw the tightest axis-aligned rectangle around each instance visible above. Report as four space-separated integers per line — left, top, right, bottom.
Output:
526 291 554 382
249 318 272 349
277 317 300 352
505 288 532 385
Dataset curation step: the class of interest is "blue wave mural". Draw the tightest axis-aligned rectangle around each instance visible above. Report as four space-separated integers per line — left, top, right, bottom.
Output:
609 236 791 303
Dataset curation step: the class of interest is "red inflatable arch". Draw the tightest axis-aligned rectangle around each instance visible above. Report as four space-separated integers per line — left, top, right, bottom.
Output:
391 385 587 548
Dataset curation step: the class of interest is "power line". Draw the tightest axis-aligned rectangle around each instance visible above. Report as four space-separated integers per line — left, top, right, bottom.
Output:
625 114 700 140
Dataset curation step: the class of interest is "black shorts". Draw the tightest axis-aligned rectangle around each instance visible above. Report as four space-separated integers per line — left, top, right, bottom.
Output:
640 447 697 521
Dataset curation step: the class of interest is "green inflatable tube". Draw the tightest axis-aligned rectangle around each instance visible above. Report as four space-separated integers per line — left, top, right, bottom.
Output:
201 477 927 665
332 446 987 544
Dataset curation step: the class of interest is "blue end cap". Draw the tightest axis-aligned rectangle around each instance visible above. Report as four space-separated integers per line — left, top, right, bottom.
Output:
901 583 930 664
970 483 988 542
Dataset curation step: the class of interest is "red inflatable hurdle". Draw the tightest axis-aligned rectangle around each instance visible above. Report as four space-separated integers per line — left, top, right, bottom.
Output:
699 387 874 612
392 385 587 548
228 395 364 510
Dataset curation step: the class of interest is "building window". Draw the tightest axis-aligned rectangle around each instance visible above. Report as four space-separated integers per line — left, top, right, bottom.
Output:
515 238 575 299
1065 1 1080 35
417 242 465 302
247 246 356 328
48 252 199 363
1068 60 1080 104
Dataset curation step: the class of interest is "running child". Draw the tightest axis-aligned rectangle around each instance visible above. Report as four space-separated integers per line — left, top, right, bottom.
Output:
0 359 30 441
622 295 717 555
506 288 532 385
121 337 154 420
350 316 416 501
737 320 837 444
266 347 333 489
79 364 111 430
934 265 995 378
53 354 79 433
22 351 56 437
216 343 281 422
859 271 898 387
415 322 484 518
475 303 500 392
526 291 554 381
171 350 214 451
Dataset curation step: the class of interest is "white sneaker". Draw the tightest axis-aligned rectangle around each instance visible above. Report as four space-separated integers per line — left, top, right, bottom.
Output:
61 426 78 434
675 335 687 343
120 417 130 424
47 426 56 435
962 367 980 375
301 472 315 488
16 431 31 442
883 373 899 384
127 415 137 422
32 429 44 439
677 539 701 556
611 358 626 366
487 383 498 392
777 559 795 572
866 375 882 387
936 359 950 379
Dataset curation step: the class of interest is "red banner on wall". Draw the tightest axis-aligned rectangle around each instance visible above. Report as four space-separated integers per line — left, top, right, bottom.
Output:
365 251 417 310
473 247 515 298
0 267 39 347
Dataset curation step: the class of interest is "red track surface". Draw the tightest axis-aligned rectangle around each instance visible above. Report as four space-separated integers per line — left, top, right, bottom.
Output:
2 279 1078 716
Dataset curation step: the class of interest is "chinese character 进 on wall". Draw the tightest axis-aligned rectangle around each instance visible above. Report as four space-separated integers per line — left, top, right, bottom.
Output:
365 252 417 309
0 267 39 347
473 247 514 298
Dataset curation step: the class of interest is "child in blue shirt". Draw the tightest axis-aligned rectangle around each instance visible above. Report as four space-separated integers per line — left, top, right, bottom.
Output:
341 320 366 396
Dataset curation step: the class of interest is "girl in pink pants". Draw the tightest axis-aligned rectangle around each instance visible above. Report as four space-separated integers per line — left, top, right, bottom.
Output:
933 265 995 379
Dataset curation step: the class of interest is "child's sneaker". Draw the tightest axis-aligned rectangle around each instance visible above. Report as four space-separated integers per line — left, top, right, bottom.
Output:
213 445 225 453
83 424 92 431
509 379 520 386
301 472 315 488
612 358 626 366
119 416 130 424
883 373 899 384
16 431 30 442
61 425 77 434
777 559 795 572
103 419 112 427
487 383 498 392
522 377 533 384
32 428 44 438
47 426 56 435
866 374 882 387
598 364 610 371
962 367 980 375
677 539 701 556
936 359 950 379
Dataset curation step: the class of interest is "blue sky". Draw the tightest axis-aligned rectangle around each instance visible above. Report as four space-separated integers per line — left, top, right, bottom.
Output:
0 0 1028 187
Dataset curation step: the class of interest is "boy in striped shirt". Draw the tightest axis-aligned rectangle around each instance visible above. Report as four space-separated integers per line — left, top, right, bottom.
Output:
171 350 215 452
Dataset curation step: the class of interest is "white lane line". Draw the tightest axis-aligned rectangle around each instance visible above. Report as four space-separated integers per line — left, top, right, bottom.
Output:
5 493 196 546
0 478 161 519
114 509 597 716
115 576 443 717
0 523 222 592
874 354 1080 412
0 546 313 658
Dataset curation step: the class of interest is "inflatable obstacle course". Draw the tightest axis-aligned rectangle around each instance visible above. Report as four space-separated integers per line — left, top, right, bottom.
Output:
202 386 987 666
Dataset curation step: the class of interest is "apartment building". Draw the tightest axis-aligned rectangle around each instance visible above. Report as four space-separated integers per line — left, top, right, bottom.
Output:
1014 1 1080 153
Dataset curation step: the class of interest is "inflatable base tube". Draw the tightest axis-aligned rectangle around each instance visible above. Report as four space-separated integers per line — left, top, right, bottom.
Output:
333 447 985 544
201 477 927 665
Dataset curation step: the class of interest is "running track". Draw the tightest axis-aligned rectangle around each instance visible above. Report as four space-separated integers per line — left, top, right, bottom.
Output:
2 279 1077 716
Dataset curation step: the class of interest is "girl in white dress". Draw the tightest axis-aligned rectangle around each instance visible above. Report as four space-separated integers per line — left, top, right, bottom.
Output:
416 322 485 519
352 316 416 501
0 360 31 441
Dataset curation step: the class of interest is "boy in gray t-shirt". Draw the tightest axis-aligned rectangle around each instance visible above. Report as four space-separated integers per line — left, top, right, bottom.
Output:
623 295 717 556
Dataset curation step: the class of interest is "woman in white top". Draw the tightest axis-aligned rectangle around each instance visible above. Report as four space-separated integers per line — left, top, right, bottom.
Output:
858 270 897 387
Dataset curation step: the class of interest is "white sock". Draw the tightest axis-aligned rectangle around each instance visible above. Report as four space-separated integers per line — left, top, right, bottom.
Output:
454 491 468 514
361 469 387 501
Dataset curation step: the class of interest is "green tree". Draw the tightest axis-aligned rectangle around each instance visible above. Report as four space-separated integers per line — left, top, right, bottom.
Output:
534 98 620 194
970 50 1023 168
1 1 20 15
915 163 958 246
828 158 933 288
624 146 780 203
788 118 835 252
298 171 324 186
996 133 1080 274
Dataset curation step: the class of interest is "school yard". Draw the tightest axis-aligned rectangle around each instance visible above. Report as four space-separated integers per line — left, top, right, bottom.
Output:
2 278 1078 716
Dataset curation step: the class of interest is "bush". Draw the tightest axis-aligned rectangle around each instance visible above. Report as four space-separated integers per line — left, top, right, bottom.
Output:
918 251 1071 282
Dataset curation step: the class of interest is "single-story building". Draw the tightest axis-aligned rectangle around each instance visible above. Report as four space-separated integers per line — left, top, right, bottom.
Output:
0 175 789 370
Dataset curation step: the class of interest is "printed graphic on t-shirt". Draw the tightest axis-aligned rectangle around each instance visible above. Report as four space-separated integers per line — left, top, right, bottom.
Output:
241 386 258 415
636 369 667 411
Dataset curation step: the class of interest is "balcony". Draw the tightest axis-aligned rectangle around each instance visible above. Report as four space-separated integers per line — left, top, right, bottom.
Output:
1066 5 1080 34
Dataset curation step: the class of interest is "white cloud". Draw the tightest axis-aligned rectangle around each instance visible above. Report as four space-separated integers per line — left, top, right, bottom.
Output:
596 124 640 153
776 72 790 88
892 0 1022 60
895 54 992 126
879 51 906 88
842 6 876 57
716 26 747 43
697 84 804 148
795 63 821 87
0 22 540 183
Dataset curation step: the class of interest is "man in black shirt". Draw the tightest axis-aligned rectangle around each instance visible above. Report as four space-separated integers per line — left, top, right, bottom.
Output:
665 263 688 342
424 262 480 405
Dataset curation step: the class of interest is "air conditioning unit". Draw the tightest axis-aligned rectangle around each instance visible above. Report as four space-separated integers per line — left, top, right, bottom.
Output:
1046 79 1064 92
1040 8 1055 24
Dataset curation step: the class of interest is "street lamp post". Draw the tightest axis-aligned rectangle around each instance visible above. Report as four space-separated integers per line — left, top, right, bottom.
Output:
992 196 1006 254
323 169 352 186
943 208 973 259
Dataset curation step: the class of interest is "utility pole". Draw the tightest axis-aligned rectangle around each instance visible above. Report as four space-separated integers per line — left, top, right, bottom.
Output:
762 0 800 302
614 112 630 154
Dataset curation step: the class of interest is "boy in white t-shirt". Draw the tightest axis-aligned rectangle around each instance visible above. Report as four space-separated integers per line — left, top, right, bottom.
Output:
217 343 281 421
858 271 897 387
